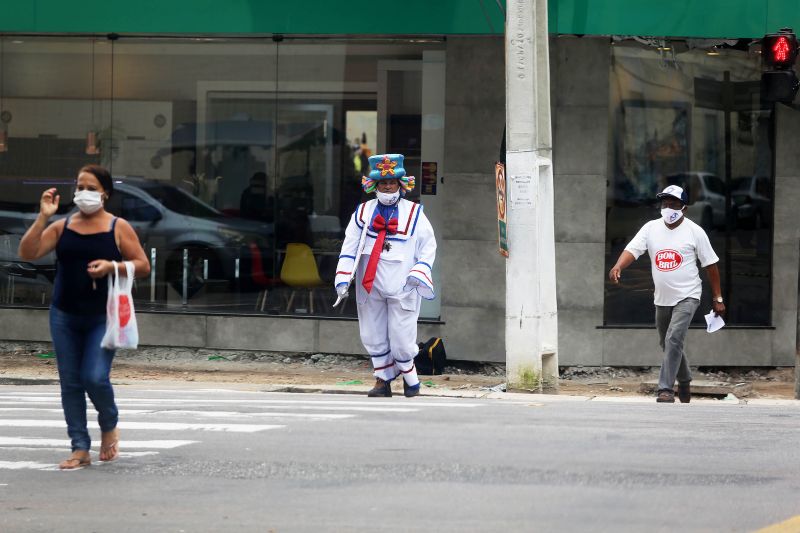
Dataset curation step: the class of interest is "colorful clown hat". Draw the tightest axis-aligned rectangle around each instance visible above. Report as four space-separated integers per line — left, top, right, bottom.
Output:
361 153 415 194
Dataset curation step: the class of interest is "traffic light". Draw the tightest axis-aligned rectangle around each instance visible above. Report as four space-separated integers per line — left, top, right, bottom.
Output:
762 28 799 103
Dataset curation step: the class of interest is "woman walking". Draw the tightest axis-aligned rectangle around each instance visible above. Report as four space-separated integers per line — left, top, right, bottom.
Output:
18 164 150 469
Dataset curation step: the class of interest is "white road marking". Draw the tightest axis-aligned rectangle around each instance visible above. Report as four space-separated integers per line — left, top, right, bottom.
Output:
0 401 418 413
0 389 469 472
0 396 481 408
0 447 159 458
118 451 159 457
125 410 354 420
237 405 416 413
0 437 197 449
0 407 354 419
0 391 60 396
0 420 284 433
0 408 152 414
0 407 63 413
0 461 56 471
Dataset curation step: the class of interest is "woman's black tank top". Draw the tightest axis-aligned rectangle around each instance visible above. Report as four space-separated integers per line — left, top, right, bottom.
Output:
51 215 123 315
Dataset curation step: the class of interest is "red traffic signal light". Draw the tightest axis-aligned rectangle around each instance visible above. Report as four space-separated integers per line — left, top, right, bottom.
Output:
762 28 800 103
763 29 798 69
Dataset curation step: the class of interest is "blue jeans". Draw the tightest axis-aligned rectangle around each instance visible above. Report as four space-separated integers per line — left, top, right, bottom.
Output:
49 306 118 452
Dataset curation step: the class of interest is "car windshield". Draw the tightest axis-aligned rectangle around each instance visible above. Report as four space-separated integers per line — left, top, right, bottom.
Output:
135 182 222 218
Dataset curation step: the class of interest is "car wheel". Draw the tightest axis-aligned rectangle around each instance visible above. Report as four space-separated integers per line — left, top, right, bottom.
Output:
165 246 219 299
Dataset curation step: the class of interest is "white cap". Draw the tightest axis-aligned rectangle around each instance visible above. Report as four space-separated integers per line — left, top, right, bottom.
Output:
656 185 688 204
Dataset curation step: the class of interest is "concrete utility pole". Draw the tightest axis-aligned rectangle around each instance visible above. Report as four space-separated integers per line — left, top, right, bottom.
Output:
504 0 559 391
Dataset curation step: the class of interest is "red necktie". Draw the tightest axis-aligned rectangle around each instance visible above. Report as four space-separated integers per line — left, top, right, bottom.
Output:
362 214 398 293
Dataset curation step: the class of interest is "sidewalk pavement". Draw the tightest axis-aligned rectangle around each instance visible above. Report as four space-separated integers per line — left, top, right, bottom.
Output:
0 341 800 406
237 383 800 406
0 366 800 408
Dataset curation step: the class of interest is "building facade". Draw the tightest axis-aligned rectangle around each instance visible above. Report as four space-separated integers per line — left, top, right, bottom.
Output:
1 1 799 367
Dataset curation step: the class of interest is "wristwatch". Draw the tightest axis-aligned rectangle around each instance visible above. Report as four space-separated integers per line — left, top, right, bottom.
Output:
714 296 724 303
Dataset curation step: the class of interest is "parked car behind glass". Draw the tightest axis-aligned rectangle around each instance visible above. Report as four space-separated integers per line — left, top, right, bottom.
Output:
731 176 771 230
108 177 274 298
0 177 273 301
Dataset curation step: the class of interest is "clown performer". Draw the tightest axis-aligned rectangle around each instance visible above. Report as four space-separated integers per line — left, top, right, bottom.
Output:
334 154 437 398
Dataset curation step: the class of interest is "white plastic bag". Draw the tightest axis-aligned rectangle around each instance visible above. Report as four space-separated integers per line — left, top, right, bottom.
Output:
101 261 139 350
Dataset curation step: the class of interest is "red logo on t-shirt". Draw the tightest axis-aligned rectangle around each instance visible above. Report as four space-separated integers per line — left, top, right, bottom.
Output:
655 249 683 271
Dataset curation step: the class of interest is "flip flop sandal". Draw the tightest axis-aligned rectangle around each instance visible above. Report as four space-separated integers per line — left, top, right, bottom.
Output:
59 455 91 470
100 440 119 462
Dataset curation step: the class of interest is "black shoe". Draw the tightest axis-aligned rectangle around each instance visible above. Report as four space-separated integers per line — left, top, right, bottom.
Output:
677 382 691 403
367 378 392 397
656 389 675 403
403 381 420 398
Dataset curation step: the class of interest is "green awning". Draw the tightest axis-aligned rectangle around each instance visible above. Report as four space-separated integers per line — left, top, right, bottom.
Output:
0 0 794 38
552 0 792 39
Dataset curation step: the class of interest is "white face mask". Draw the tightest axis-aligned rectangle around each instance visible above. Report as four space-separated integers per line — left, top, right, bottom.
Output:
376 190 400 206
661 207 683 225
74 190 104 215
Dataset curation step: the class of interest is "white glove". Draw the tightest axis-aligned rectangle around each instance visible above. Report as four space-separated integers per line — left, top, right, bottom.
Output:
402 276 421 293
336 283 349 297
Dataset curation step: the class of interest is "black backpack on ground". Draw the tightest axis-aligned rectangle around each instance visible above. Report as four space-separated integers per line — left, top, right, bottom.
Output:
415 337 446 375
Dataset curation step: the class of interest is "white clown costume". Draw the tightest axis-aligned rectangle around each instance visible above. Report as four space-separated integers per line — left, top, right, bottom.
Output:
334 154 436 397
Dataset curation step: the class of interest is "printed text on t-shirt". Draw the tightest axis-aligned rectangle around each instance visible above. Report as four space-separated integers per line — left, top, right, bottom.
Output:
655 249 683 271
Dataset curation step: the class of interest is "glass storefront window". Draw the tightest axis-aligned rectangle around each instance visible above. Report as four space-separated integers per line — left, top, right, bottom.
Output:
0 35 442 319
605 41 772 326
0 36 111 307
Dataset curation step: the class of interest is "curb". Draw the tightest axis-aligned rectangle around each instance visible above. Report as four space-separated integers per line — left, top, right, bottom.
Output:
3 376 800 406
0 377 60 386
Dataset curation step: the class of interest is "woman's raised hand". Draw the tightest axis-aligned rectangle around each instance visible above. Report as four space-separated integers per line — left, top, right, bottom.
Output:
40 188 60 218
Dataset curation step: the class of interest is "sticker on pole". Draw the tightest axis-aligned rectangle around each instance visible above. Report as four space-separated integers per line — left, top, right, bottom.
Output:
495 162 509 257
510 174 534 210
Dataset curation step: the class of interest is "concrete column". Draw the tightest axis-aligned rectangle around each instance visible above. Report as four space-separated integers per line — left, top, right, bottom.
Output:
505 0 559 391
773 105 800 397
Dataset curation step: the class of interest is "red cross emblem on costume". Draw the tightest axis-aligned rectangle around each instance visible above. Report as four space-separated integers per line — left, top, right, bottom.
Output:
376 156 397 177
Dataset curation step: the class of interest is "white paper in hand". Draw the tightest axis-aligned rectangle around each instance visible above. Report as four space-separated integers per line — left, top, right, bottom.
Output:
704 310 725 333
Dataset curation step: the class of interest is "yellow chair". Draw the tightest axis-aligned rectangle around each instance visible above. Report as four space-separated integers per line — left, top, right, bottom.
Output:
280 243 327 314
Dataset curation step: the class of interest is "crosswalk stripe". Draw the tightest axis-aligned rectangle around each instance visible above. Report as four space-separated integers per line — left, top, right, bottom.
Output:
0 408 65 413
0 437 198 448
0 461 56 471
0 401 418 413
120 410 354 420
0 420 284 432
0 391 60 396
0 460 154 471
0 396 481 408
0 447 159 458
0 408 354 419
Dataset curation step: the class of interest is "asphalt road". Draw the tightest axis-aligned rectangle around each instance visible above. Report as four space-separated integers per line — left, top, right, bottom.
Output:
1 384 799 532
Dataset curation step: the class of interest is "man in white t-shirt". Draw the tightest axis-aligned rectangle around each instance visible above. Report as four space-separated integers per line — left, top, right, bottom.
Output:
608 185 725 403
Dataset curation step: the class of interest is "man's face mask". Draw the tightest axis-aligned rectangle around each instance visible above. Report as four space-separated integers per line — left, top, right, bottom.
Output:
661 206 684 224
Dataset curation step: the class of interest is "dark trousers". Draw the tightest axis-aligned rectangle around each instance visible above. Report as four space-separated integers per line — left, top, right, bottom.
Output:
656 297 700 391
